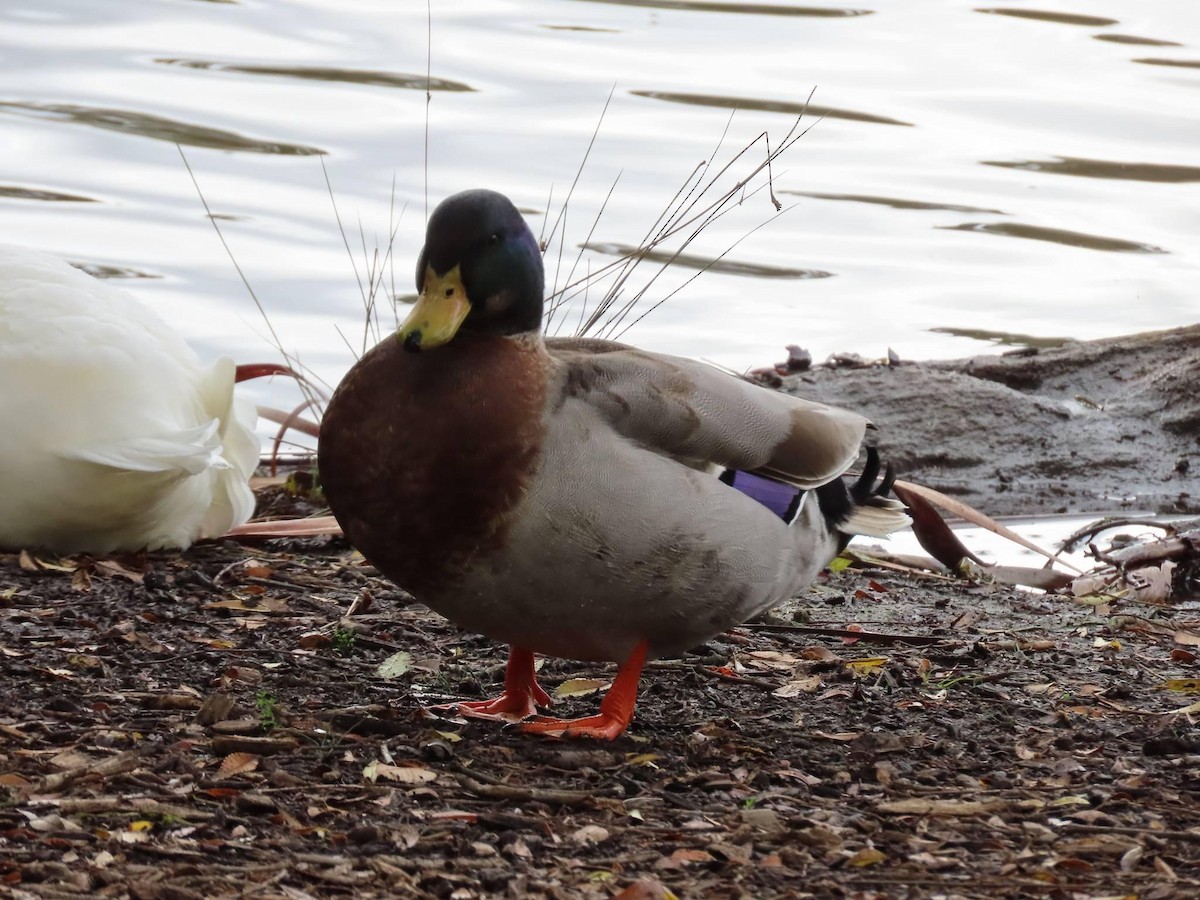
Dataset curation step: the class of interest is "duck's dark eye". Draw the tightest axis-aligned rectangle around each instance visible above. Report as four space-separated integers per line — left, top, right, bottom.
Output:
486 231 502 247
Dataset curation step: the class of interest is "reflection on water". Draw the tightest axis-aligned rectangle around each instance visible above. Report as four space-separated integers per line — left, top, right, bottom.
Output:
0 101 325 155
983 156 1200 183
632 90 912 127
940 222 1167 254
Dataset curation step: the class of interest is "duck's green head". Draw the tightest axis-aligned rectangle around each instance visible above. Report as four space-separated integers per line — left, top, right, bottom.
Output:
400 189 544 352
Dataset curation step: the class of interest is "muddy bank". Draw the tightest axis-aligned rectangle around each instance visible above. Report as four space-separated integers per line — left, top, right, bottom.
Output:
783 324 1200 518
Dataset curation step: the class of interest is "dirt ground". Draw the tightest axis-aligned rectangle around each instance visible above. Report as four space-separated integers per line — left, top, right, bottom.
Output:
4 325 1200 898
4 506 1200 899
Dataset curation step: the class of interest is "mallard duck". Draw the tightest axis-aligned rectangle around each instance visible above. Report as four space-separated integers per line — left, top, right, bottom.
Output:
318 190 909 739
0 244 259 553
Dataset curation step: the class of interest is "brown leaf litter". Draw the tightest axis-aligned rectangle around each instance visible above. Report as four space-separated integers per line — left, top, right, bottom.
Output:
2 518 1200 898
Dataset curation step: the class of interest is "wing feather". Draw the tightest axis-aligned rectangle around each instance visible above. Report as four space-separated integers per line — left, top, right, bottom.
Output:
545 336 867 488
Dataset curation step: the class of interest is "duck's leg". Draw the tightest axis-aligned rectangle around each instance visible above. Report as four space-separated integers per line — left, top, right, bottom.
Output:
429 647 550 722
520 641 648 740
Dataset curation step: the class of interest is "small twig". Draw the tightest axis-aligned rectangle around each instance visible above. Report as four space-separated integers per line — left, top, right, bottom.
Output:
53 796 215 821
739 624 955 647
1109 531 1199 567
210 734 300 756
453 771 594 807
1058 516 1179 554
1058 822 1200 844
424 0 432 223
36 748 146 794
543 85 616 299
694 665 780 691
321 158 368 322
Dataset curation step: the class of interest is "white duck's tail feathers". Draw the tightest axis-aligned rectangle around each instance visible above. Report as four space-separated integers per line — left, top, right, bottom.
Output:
0 245 260 553
43 357 258 550
64 420 226 475
197 357 260 540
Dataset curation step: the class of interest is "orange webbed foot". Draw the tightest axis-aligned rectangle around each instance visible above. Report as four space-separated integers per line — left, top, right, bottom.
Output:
425 647 550 723
520 711 631 740
519 641 648 741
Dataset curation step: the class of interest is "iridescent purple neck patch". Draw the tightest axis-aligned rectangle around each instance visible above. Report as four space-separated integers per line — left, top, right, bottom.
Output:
719 470 805 524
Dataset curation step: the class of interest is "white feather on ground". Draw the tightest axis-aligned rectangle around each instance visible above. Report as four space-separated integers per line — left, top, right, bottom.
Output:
0 244 259 553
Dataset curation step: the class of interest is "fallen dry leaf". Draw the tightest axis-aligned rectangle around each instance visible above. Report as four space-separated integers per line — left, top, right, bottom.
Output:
240 559 273 579
614 879 679 900
846 847 886 867
217 752 260 779
813 731 860 742
363 761 438 785
572 825 610 845
553 677 609 699
773 675 823 697
205 597 289 614
745 650 799 670
657 848 715 869
1163 678 1200 694
801 645 838 662
846 657 888 676
93 559 144 583
376 651 413 679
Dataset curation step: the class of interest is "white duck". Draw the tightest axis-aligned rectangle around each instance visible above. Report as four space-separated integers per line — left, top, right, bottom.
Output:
0 244 259 553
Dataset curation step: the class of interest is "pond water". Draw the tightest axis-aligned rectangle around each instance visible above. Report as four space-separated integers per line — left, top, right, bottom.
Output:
2 0 1199 411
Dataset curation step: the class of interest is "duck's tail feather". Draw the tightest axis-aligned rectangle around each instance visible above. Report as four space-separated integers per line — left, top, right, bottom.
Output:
817 447 911 542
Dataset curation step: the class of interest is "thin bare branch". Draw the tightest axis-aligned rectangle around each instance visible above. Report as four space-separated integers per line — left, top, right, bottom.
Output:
321 157 368 317
543 85 616 299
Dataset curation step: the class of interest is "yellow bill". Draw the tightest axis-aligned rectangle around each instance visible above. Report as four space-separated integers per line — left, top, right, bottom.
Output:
399 264 471 351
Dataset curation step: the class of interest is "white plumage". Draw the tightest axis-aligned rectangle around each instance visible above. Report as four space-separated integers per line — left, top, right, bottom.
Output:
0 244 259 553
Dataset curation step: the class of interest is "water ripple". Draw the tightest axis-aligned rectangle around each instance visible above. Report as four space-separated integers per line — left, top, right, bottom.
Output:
71 262 162 280
156 58 475 92
632 90 911 126
786 191 1005 214
983 155 1200 183
0 100 325 155
542 24 621 32
1093 34 1182 47
569 0 873 17
941 222 1166 254
975 8 1118 27
0 184 96 202
582 241 833 278
1133 58 1200 70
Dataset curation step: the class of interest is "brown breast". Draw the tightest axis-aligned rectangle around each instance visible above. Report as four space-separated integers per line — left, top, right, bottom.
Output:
318 333 548 595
